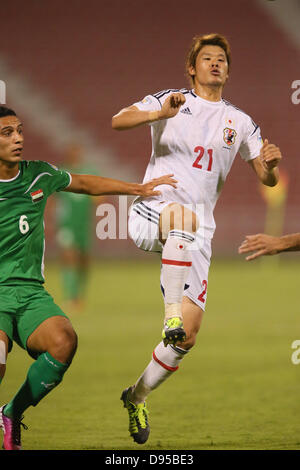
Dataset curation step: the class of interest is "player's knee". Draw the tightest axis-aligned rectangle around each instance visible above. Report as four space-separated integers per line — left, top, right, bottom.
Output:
178 331 197 350
61 327 78 362
179 320 201 350
49 327 78 364
160 203 198 241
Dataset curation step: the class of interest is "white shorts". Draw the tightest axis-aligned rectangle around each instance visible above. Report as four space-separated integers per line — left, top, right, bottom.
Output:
128 198 212 310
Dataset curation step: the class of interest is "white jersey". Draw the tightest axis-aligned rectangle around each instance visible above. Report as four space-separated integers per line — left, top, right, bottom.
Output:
133 88 263 240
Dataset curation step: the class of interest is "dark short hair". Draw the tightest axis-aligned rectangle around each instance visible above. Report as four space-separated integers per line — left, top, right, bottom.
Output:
0 106 17 119
186 33 231 84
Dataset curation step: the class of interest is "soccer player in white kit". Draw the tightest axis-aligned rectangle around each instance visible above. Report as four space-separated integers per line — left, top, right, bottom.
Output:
112 33 282 444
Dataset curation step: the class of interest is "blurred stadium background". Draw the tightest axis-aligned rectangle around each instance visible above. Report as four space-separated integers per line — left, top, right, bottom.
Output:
0 0 299 258
0 0 299 450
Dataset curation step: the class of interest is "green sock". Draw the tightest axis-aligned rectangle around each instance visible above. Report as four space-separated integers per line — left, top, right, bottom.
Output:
62 268 80 300
4 352 69 419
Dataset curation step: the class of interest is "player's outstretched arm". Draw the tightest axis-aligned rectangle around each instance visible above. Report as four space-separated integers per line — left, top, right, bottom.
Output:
238 233 300 261
112 93 186 130
64 173 177 197
249 139 281 187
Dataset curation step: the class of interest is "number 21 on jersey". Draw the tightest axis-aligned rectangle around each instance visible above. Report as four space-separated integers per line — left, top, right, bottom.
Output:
193 146 213 172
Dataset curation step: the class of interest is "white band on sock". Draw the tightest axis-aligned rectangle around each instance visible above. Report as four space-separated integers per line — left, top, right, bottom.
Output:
152 341 188 371
132 342 188 404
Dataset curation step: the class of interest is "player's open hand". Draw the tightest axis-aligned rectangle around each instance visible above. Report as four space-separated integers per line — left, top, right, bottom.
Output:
260 139 282 171
238 233 281 261
159 93 186 120
138 174 178 197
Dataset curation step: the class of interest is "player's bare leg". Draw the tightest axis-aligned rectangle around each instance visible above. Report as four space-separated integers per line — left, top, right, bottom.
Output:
0 317 77 450
178 296 204 349
159 203 199 346
26 316 77 363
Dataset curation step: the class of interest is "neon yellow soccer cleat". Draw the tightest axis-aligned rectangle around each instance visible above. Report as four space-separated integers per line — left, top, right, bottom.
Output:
121 387 150 444
162 317 186 346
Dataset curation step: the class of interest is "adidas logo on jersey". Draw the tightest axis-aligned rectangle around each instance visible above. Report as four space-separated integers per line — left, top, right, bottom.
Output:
180 107 192 115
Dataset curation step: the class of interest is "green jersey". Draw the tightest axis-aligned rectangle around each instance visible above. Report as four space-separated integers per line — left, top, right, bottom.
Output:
55 164 97 251
0 160 71 285
56 165 95 233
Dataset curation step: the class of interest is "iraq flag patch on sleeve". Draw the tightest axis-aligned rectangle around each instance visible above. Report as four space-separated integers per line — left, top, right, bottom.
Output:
30 189 44 203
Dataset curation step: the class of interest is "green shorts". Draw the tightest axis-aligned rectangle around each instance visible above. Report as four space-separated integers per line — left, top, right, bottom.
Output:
0 284 68 357
56 226 91 252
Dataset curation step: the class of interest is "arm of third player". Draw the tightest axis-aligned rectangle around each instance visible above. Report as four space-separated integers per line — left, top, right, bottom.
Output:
238 233 300 260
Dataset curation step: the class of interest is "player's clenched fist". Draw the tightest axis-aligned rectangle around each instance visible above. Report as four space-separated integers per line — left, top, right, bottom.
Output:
158 93 186 120
260 139 282 171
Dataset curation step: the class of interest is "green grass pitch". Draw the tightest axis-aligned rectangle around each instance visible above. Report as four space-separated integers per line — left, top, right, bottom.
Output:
1 257 300 450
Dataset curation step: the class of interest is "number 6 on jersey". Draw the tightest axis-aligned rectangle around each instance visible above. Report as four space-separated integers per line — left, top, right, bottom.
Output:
19 215 29 234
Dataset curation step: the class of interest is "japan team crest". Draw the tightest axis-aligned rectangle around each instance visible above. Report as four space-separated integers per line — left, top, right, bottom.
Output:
223 127 237 146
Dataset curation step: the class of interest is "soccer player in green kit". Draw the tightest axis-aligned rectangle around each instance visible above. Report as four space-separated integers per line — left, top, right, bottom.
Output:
56 143 100 311
0 106 177 450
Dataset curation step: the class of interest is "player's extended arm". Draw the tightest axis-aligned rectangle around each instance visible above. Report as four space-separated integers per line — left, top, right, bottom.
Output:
64 173 177 197
111 93 186 130
248 139 281 187
238 233 300 261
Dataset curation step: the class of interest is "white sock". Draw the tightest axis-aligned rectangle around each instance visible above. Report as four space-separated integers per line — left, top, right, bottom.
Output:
161 230 195 320
130 341 188 404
